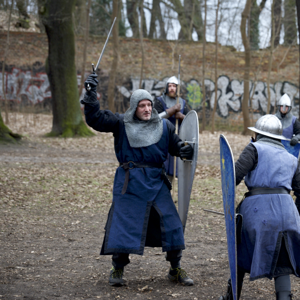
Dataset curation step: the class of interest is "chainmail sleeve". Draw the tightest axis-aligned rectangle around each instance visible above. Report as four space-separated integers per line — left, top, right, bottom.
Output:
235 143 258 186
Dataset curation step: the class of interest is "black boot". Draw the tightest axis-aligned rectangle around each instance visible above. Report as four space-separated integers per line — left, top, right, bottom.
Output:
276 291 293 300
109 267 126 286
168 267 194 286
218 279 233 300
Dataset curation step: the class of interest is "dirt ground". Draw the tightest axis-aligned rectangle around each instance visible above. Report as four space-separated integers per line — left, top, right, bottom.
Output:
0 113 299 300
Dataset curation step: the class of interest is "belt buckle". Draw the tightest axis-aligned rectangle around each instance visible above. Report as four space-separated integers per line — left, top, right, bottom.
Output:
128 161 135 169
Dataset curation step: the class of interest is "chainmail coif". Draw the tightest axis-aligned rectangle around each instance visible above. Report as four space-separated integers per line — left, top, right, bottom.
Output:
124 89 163 148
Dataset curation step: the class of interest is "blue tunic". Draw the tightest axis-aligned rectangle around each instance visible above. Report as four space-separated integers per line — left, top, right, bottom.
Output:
83 102 185 255
238 142 300 280
282 116 296 139
156 96 187 176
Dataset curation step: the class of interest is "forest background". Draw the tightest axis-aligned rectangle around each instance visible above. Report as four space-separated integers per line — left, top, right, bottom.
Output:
0 0 300 140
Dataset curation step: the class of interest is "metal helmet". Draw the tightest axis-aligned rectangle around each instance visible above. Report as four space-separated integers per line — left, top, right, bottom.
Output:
277 94 292 114
248 114 289 140
165 76 178 94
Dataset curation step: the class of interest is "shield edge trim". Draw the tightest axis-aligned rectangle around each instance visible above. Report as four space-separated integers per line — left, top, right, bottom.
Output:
220 134 237 300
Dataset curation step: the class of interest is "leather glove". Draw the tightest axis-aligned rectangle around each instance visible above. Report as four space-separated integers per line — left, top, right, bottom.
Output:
80 73 98 104
175 111 185 121
290 136 299 146
166 103 181 117
178 142 193 160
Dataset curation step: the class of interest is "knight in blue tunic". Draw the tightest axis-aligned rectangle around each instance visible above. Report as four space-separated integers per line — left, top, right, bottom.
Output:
154 76 190 178
275 94 300 144
81 73 194 287
219 115 300 300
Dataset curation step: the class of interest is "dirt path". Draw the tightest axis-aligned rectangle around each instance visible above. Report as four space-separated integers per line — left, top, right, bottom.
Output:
0 113 299 299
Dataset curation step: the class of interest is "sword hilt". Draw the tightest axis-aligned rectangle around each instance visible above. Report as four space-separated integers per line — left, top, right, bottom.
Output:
86 64 95 91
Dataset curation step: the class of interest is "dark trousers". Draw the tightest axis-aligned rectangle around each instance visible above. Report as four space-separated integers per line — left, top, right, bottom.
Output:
112 249 182 269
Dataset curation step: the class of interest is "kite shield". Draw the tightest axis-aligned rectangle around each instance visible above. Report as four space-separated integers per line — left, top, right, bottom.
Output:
178 110 199 231
220 134 237 300
281 140 300 159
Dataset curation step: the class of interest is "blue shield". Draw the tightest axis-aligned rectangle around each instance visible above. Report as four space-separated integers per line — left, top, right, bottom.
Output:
281 140 300 158
220 134 237 300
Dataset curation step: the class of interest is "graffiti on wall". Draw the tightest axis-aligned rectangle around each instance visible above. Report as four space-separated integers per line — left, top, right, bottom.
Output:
1 68 299 118
0 67 88 107
117 75 300 118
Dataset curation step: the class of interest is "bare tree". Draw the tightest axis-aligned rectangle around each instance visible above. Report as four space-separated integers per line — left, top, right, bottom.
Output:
138 0 145 88
267 1 275 114
148 0 166 39
201 0 207 131
126 0 139 38
211 0 221 133
284 0 297 45
16 0 30 29
79 0 92 95
240 0 251 135
272 0 282 47
107 0 119 112
0 0 21 143
38 0 93 137
2 0 14 125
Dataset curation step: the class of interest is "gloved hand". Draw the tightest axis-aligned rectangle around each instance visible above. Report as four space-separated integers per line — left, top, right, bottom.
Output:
175 111 185 121
80 73 98 104
178 142 193 160
166 103 181 117
290 136 299 146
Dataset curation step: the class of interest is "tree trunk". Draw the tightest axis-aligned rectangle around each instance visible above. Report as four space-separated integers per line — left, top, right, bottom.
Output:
170 0 190 40
211 0 220 133
192 0 203 42
79 0 91 95
38 0 93 137
16 0 30 29
126 0 139 38
148 0 166 39
241 0 252 135
296 0 300 118
284 0 297 45
201 0 207 131
267 1 275 114
272 0 282 47
139 0 145 88
107 0 119 113
2 0 14 125
0 109 21 143
249 0 267 50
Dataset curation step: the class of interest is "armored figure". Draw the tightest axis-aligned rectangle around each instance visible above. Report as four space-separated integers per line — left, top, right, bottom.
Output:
219 115 300 300
275 94 300 145
154 76 190 177
81 73 194 287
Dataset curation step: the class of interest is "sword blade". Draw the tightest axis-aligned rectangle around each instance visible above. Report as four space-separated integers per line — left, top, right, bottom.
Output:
94 17 117 71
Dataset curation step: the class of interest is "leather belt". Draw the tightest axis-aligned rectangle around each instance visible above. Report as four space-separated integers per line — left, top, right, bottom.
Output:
119 161 163 194
244 187 290 198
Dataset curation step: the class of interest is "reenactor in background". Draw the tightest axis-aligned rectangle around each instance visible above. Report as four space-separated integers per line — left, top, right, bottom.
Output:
275 93 300 145
154 76 190 180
